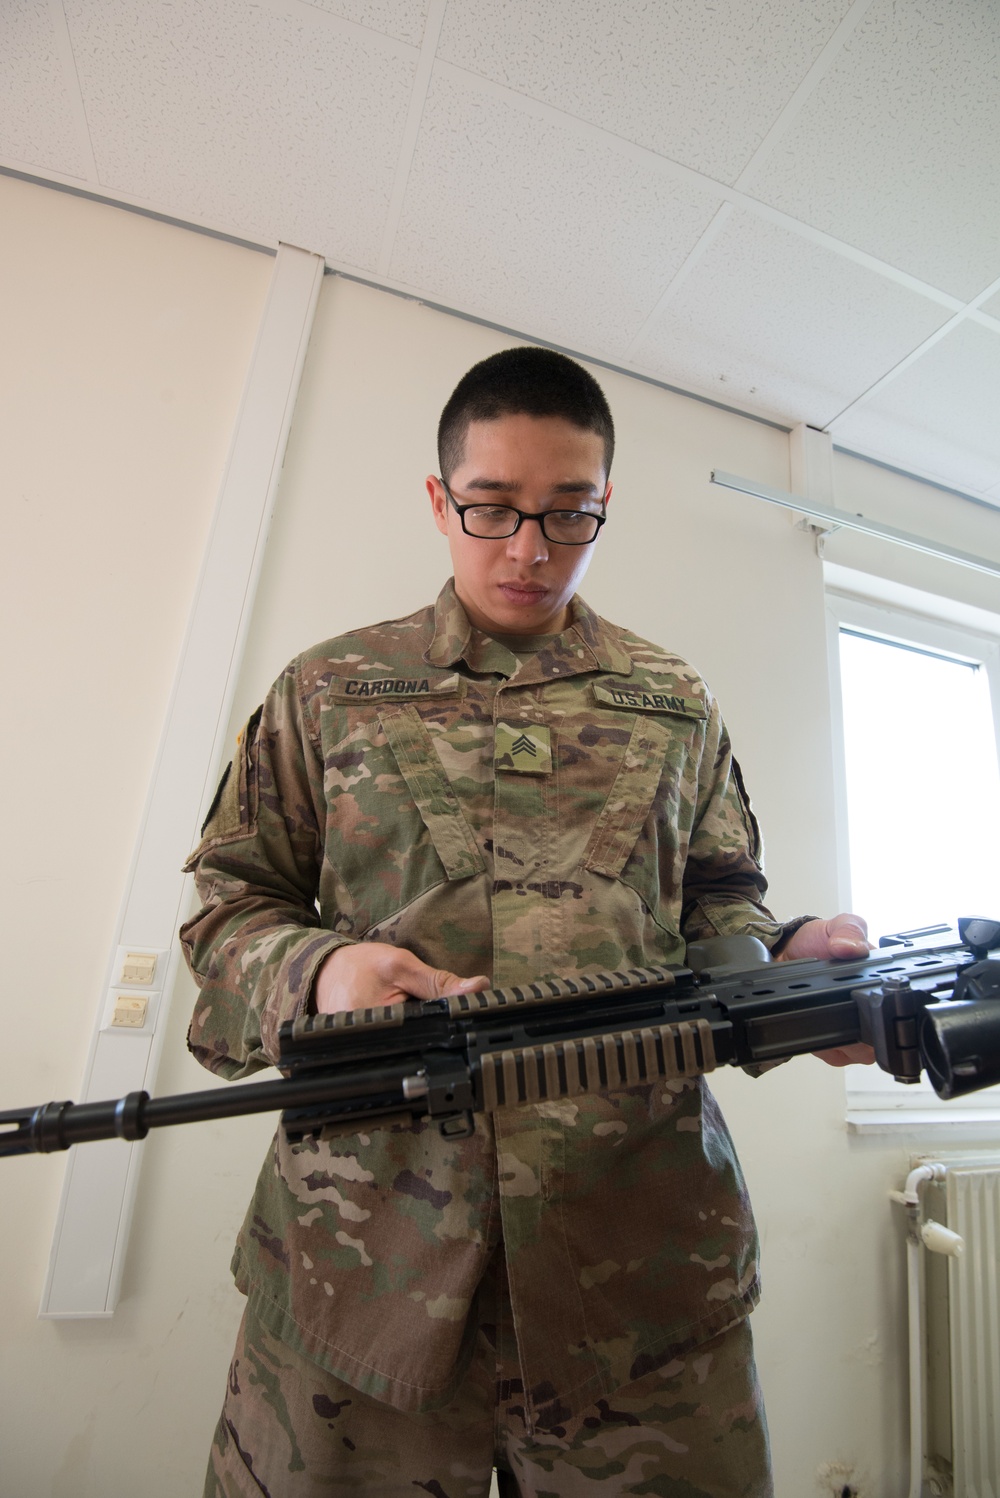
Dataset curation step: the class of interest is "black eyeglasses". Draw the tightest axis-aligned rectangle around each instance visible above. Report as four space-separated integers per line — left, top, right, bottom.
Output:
441 480 607 546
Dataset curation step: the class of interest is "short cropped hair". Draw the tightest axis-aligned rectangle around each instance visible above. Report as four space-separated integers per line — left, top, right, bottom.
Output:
437 346 615 483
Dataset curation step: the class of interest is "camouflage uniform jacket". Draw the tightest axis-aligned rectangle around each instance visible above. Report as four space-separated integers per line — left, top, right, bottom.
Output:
181 580 792 1433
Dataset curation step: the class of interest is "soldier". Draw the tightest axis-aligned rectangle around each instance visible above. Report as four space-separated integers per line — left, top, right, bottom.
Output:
182 347 870 1497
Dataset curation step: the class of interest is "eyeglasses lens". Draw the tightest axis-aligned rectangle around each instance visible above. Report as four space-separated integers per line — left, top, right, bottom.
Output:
464 507 600 544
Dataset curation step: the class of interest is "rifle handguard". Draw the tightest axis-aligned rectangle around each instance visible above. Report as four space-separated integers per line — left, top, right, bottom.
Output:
478 1021 715 1110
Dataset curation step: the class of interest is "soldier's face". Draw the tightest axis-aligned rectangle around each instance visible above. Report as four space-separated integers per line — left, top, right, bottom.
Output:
427 414 610 636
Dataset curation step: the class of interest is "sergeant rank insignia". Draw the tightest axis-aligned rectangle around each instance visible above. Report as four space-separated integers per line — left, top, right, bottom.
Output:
494 722 553 775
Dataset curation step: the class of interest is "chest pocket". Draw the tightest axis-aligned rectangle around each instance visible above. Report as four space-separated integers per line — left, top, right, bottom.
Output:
583 718 673 879
581 692 707 933
378 705 486 883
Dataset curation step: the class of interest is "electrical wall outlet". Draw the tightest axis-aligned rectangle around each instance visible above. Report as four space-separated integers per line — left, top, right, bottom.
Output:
116 948 161 985
112 995 149 1029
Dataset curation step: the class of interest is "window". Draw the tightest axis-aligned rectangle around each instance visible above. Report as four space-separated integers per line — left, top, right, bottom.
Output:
827 591 1000 1127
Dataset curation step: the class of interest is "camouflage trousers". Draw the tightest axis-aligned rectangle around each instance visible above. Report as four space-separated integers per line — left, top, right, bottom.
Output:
205 1254 772 1498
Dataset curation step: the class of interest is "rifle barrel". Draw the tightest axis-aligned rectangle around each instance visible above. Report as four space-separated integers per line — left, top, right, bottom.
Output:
0 1063 417 1157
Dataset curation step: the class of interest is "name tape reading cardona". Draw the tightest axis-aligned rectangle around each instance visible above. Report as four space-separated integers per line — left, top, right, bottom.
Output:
333 673 463 700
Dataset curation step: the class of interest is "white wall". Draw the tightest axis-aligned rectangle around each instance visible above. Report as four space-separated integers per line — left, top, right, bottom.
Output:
0 174 275 1497
3 177 1000 1498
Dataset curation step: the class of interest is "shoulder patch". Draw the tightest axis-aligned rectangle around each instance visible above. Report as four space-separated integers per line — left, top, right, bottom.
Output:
328 672 465 703
593 681 707 718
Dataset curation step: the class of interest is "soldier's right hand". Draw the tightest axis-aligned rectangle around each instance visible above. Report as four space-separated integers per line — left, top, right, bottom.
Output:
312 942 489 1014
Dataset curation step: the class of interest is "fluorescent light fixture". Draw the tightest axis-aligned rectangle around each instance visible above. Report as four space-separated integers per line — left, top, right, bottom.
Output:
710 470 1000 580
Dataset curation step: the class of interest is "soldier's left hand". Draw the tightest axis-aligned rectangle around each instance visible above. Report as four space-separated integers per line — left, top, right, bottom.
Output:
776 913 876 1068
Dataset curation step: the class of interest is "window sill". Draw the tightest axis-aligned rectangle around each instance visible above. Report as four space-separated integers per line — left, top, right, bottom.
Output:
847 1108 1000 1134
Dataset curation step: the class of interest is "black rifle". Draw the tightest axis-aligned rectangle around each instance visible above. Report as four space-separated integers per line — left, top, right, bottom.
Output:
4 919 1000 1158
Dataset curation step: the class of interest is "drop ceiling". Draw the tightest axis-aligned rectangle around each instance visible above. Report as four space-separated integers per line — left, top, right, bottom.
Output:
3 0 999 504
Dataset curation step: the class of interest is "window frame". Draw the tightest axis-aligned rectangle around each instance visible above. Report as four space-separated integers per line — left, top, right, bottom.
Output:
825 587 1000 1132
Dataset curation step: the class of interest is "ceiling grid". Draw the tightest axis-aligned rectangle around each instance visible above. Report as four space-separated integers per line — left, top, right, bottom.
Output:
375 0 446 277
47 0 98 180
623 0 880 357
828 268 1000 430
1 0 998 503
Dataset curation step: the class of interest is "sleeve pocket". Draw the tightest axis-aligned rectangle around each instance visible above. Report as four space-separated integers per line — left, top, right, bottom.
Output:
182 706 262 870
730 756 763 864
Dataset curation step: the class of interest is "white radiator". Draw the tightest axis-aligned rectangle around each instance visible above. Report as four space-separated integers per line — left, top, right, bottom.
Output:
920 1159 1000 1498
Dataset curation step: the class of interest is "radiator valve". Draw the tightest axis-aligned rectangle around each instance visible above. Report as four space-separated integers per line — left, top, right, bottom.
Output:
919 1219 963 1257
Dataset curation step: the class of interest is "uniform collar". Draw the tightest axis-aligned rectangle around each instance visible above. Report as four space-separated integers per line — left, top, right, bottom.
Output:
425 579 632 678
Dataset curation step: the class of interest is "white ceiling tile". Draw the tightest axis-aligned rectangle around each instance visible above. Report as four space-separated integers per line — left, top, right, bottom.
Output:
831 320 1000 496
0 0 91 177
435 0 852 185
751 0 1000 300
297 0 428 47
629 211 951 428
387 71 722 356
63 0 417 268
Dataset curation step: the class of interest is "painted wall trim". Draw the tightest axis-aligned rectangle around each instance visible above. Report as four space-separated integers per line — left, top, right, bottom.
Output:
0 163 276 256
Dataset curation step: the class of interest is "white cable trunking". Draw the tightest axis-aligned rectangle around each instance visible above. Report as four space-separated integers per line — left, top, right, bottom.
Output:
39 243 325 1317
